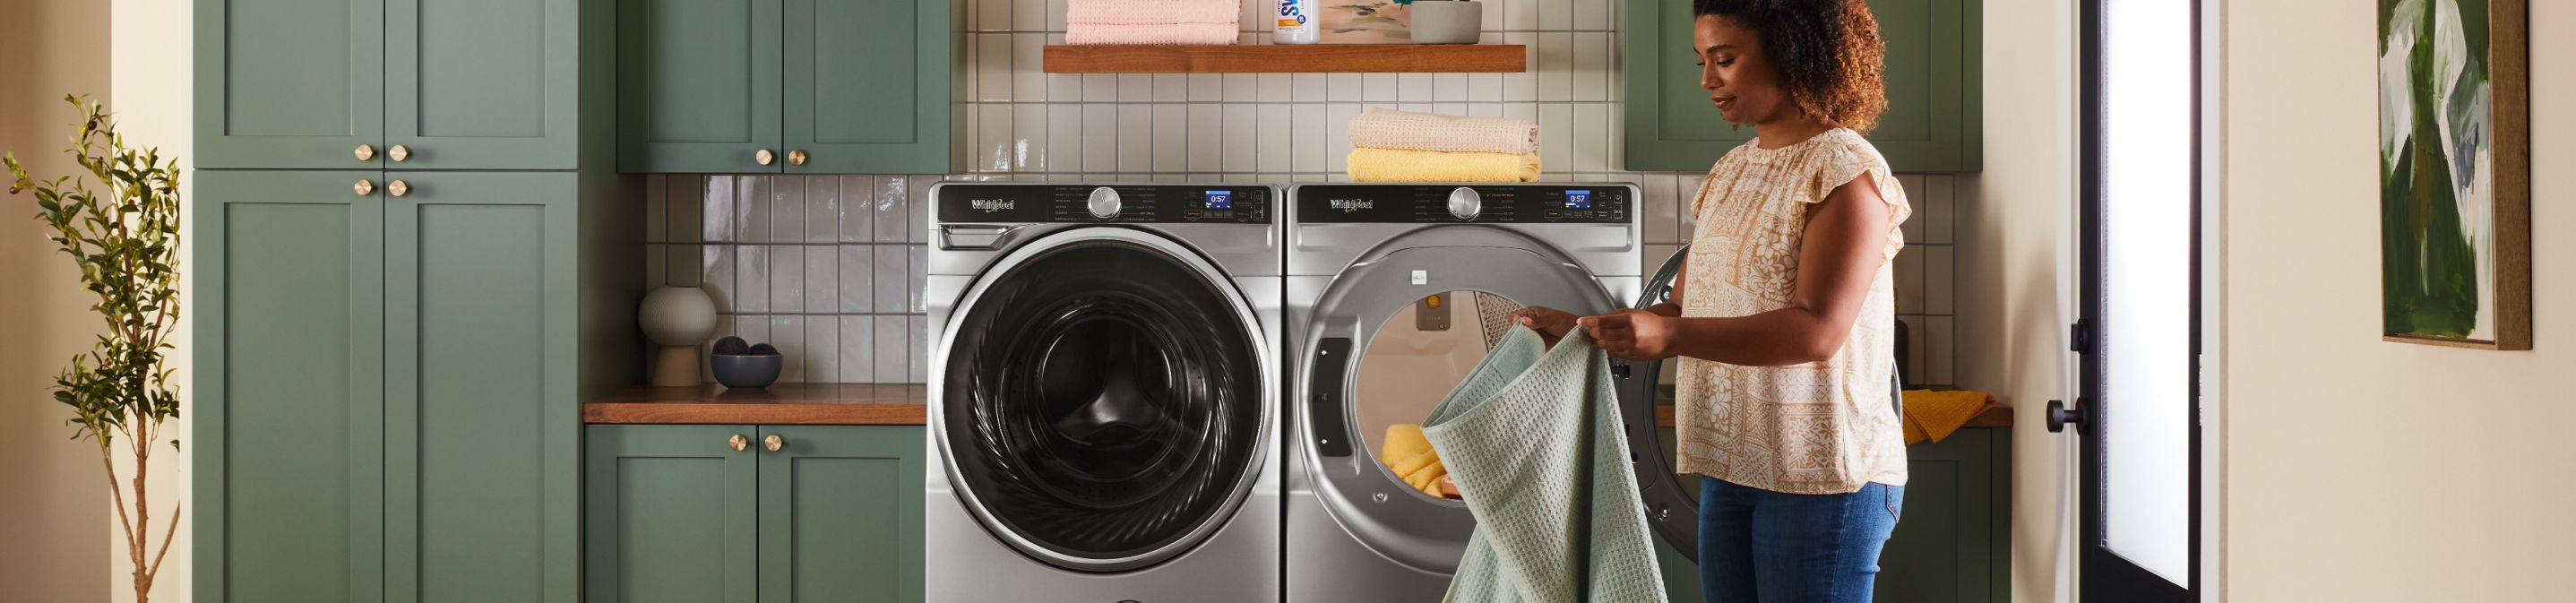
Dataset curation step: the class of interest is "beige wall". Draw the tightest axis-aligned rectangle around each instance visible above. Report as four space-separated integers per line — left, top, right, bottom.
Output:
1954 0 2074 600
0 0 116 599
109 0 196 600
2222 0 2572 600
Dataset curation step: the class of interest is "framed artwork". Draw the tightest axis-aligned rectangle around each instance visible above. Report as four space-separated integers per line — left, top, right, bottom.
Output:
2379 0 2529 349
1321 1 1410 44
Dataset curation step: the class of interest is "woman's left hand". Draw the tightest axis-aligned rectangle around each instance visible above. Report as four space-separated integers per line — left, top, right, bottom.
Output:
1580 310 1680 361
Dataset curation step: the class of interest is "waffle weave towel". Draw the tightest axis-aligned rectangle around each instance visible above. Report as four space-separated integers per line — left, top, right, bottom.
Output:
1348 106 1541 155
1347 148 1540 183
1064 22 1238 45
1065 0 1237 45
1421 327 1670 603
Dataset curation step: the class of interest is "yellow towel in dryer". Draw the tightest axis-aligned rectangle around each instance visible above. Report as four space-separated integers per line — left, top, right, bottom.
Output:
1347 148 1540 183
1379 424 1450 496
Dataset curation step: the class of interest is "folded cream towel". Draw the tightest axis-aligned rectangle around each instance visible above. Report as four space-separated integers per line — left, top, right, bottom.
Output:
1348 147 1540 183
1065 22 1239 45
1067 0 1238 25
1348 106 1540 155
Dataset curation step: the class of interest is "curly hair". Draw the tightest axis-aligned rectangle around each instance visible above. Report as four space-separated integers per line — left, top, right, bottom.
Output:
1693 0 1888 133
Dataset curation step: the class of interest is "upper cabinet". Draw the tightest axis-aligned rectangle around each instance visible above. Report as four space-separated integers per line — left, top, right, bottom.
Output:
1623 0 1981 173
194 0 606 170
618 0 961 174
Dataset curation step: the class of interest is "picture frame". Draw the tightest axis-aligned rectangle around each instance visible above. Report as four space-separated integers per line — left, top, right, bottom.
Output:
2378 0 2529 349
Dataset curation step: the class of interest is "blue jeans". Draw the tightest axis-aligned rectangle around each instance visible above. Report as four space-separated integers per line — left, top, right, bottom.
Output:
1697 477 1904 603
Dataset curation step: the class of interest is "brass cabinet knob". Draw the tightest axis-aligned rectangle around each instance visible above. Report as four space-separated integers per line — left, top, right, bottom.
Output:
353 179 376 196
787 150 809 166
386 180 410 197
762 434 784 452
755 149 776 166
355 144 377 161
728 434 750 452
388 144 411 162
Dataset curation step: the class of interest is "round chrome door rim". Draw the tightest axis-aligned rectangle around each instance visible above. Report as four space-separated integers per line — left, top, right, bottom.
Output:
929 226 1276 573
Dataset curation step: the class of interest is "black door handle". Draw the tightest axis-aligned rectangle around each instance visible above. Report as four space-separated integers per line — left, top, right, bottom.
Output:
2046 399 2085 434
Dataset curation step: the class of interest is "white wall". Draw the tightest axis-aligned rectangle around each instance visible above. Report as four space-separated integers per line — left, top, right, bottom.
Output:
109 0 194 600
0 0 116 599
2221 0 2572 599
1953 0 2073 600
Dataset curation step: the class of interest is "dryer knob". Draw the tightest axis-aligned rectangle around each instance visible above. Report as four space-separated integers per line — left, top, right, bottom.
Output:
1087 186 1123 220
1447 186 1482 220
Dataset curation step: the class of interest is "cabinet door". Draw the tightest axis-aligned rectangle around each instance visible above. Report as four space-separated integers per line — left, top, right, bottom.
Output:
383 171 582 603
757 426 926 603
586 426 762 603
782 0 953 175
194 0 385 169
194 170 387 603
1877 427 2011 603
1621 0 1980 173
384 0 582 169
618 0 784 173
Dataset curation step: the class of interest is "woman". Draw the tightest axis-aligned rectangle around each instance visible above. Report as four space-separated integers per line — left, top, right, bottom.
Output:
1514 0 1909 600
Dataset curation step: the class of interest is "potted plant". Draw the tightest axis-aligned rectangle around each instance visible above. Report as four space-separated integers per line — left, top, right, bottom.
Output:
4 96 185 603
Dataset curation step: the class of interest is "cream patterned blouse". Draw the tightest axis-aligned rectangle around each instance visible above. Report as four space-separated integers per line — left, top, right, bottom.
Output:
1672 128 1911 495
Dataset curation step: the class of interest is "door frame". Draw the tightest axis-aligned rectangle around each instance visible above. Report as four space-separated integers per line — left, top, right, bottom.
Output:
2070 0 2217 599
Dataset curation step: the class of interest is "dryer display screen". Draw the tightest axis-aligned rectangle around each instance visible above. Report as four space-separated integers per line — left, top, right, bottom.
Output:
1294 185 1633 224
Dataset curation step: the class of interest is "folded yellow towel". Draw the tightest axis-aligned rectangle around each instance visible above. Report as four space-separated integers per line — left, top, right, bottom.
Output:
1901 390 1996 444
1347 148 1540 183
1378 424 1450 496
1348 106 1540 155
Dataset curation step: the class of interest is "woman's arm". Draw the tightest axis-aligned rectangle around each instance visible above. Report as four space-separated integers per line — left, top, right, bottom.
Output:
1586 173 1890 366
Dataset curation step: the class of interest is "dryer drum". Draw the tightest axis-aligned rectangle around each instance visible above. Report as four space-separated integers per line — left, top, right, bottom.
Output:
944 239 1262 565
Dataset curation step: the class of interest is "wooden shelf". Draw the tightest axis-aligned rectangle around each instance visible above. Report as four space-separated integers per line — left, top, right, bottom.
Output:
1042 44 1526 73
585 383 926 426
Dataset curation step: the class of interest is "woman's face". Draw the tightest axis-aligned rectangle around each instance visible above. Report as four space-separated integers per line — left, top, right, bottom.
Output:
1693 15 1794 126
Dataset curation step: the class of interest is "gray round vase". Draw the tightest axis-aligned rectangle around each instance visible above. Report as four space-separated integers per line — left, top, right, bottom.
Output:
1410 1 1483 45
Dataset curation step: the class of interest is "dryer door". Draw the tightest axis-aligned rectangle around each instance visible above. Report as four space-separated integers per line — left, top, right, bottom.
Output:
1296 226 1622 573
1613 246 1708 560
936 228 1270 573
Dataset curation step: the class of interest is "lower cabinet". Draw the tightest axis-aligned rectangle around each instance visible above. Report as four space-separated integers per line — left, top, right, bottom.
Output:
1653 426 2012 603
585 425 925 603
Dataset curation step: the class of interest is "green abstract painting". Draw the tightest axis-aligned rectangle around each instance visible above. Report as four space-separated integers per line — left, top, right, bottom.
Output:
2379 0 2529 349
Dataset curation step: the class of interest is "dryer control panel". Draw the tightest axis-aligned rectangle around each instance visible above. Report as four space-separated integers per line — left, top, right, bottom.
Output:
935 184 1273 224
1294 185 1633 224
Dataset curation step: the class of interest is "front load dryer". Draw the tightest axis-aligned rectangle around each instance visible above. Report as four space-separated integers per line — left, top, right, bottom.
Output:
1280 183 1641 602
925 183 1283 602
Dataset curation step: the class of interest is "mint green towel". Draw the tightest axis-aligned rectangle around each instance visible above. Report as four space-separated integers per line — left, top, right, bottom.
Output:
1422 327 1669 603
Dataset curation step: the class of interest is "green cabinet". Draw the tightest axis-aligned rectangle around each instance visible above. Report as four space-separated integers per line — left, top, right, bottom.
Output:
1622 0 1981 172
618 0 959 174
1650 426 2011 603
587 425 926 603
196 0 605 169
197 170 640 603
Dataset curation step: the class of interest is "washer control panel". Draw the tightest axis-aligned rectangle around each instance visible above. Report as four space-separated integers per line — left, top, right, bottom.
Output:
1295 185 1633 224
936 184 1273 224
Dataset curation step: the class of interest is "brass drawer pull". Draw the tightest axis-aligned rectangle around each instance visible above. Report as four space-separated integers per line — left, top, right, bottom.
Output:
728 434 750 452
762 434 784 452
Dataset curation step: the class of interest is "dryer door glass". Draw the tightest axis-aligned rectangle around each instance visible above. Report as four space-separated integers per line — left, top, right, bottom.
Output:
943 237 1263 569
1354 289 1524 502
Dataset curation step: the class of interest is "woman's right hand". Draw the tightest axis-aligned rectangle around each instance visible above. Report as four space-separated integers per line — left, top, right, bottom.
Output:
1512 306 1578 347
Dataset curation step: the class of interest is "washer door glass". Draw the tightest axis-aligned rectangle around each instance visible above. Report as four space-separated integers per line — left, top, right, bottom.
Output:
943 237 1262 569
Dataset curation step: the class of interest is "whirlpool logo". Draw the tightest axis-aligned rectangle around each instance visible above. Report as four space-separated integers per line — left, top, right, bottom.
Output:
1327 198 1373 212
968 199 1016 212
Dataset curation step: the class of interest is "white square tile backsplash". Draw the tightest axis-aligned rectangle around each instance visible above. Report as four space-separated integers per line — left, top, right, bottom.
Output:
637 0 1966 385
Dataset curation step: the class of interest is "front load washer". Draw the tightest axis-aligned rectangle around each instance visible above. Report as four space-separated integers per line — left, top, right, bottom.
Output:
926 183 1282 602
1281 183 1641 601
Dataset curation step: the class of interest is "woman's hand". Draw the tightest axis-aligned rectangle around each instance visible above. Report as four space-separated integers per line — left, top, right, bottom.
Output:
1581 310 1681 361
1512 306 1579 347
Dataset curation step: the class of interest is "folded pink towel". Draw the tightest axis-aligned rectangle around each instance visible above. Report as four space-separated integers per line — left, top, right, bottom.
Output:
1066 22 1239 46
1067 0 1237 25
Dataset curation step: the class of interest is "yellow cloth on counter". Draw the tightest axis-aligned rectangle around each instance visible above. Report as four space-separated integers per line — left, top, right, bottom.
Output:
1901 390 1996 444
1379 424 1450 496
1347 147 1540 183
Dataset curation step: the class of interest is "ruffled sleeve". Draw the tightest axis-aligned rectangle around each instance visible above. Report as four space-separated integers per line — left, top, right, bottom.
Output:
1804 134 1913 259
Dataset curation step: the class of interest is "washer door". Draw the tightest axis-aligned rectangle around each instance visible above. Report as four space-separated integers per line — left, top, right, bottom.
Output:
937 228 1268 573
1297 226 1618 574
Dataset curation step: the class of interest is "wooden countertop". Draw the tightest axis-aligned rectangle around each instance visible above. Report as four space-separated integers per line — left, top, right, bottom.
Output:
584 383 927 426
